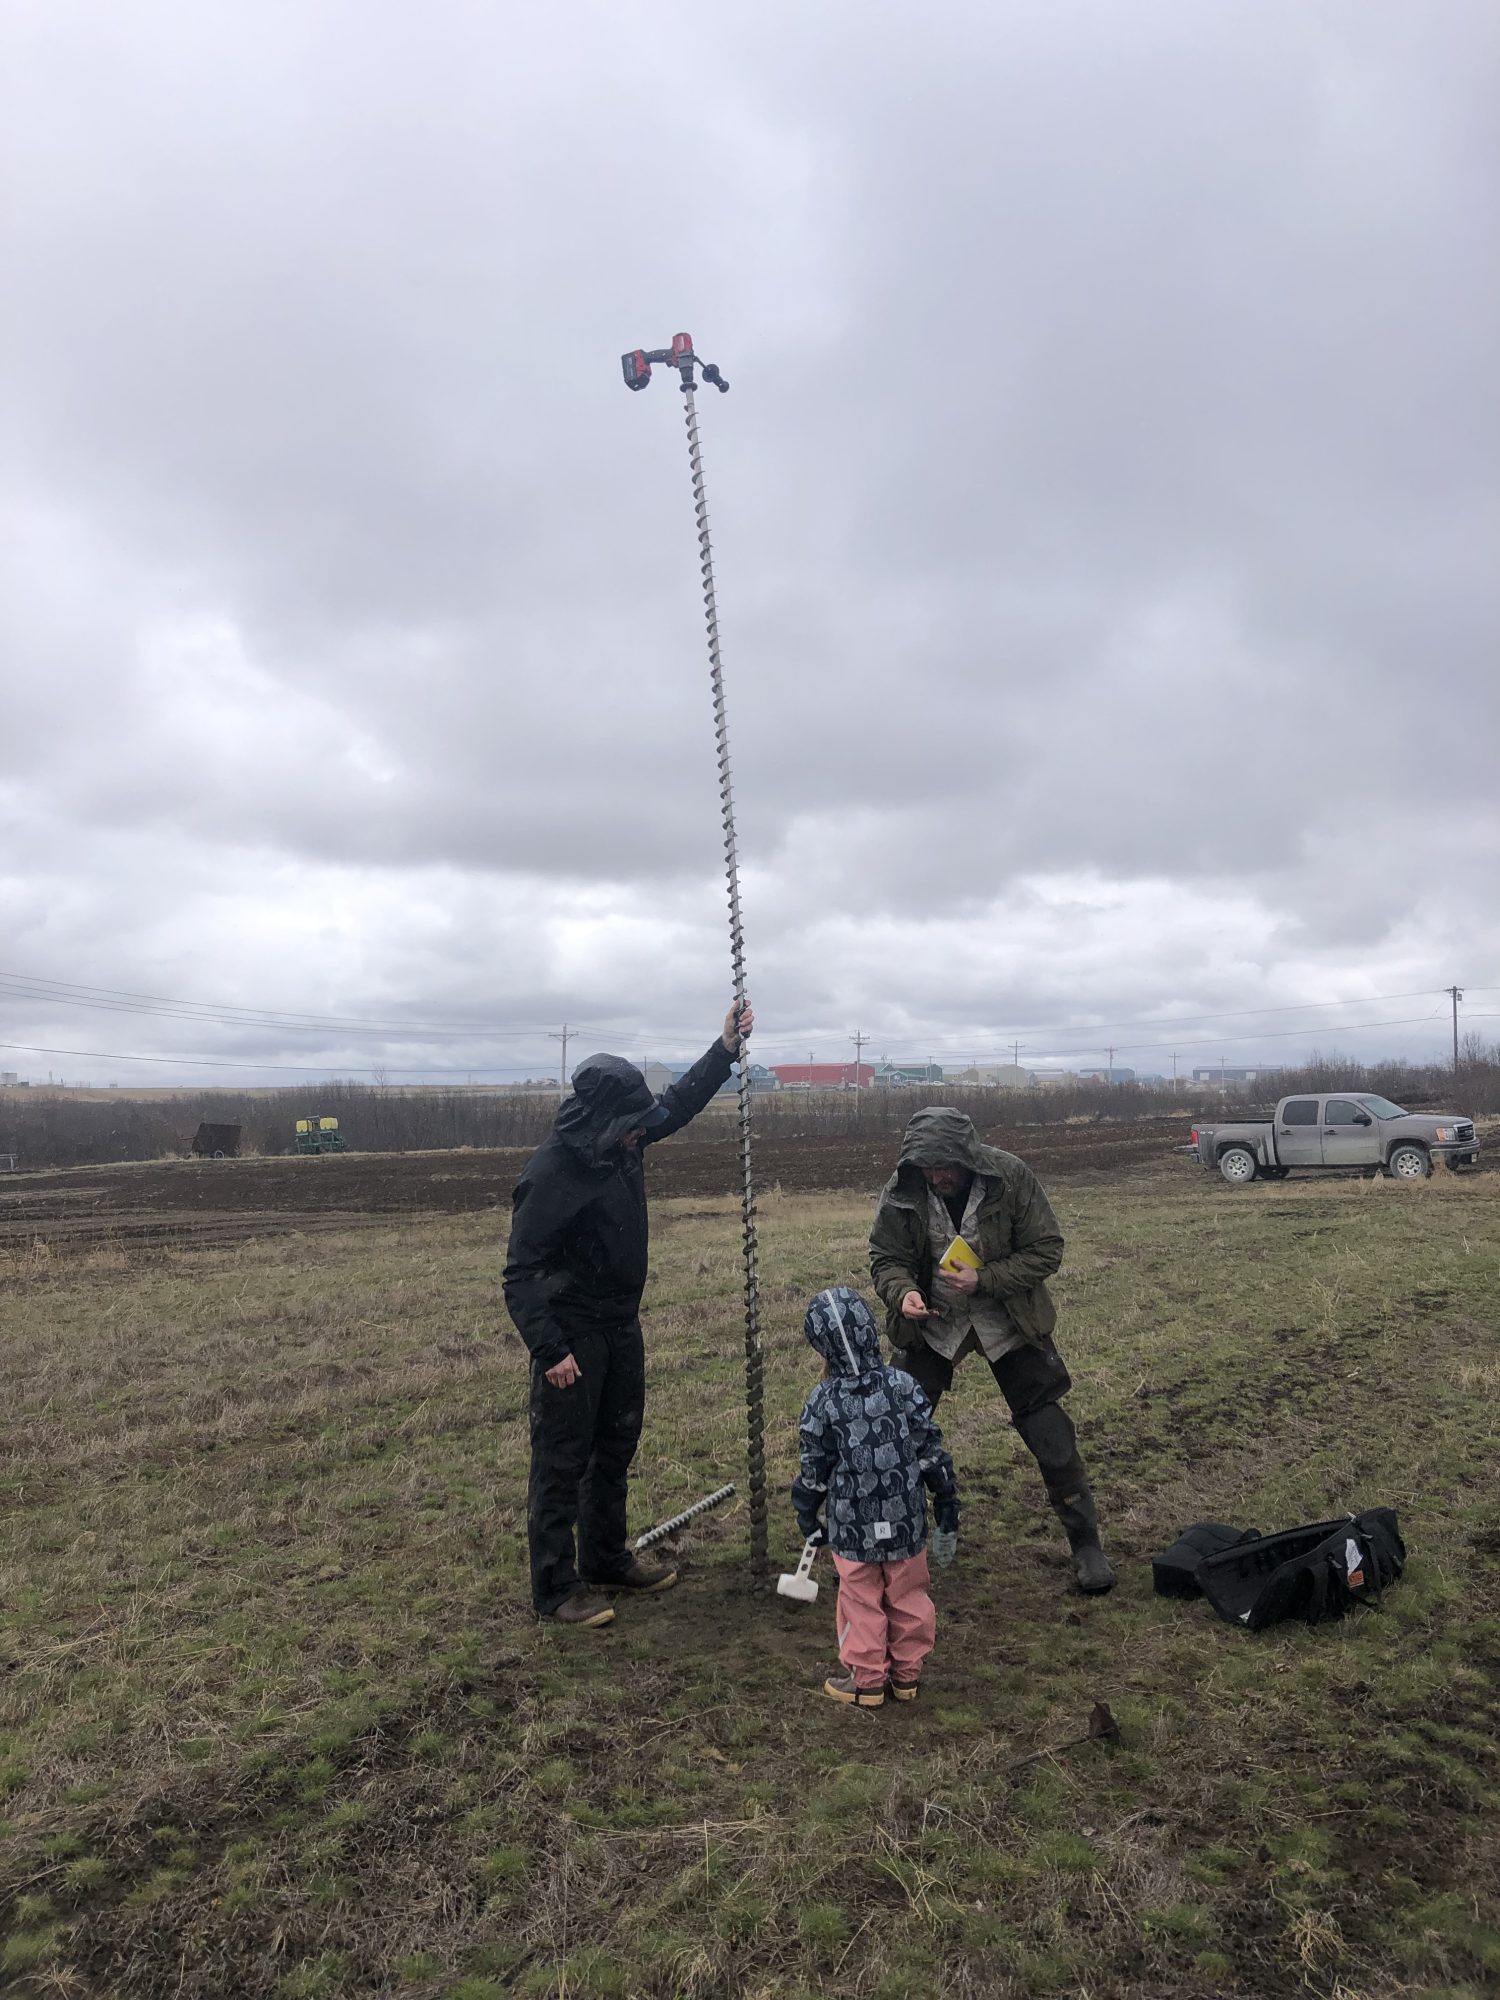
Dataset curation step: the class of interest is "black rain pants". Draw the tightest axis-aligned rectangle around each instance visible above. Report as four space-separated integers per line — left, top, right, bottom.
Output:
527 1319 645 1615
891 1331 1089 1502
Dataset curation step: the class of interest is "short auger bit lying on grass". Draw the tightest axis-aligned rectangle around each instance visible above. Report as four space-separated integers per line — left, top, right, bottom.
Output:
633 1483 737 1553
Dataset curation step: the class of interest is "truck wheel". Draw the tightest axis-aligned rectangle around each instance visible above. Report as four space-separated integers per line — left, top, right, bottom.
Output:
1219 1146 1258 1186
1386 1144 1430 1181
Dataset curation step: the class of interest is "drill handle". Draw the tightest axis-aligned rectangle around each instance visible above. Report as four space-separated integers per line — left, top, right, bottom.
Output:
622 341 729 393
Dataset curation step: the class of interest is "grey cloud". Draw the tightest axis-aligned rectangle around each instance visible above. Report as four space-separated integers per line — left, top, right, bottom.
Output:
2 0 1496 1081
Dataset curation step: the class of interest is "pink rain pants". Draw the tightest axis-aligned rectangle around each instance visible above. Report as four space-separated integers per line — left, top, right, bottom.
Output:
831 1551 936 1690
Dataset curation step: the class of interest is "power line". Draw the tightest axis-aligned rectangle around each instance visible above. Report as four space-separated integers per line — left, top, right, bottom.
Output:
978 988 1455 1042
0 1039 573 1079
6 1013 1498 1083
0 966 548 1030
4 957 1498 1084
832 1009 1485 1066
0 972 602 1042
963 1011 1492 1063
0 992 533 1041
5 965 1490 1049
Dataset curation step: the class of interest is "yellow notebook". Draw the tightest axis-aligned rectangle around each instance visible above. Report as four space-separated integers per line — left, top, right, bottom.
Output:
939 1236 982 1274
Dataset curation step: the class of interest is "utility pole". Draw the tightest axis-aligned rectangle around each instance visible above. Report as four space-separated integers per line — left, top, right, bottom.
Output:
851 1029 867 1112
549 1025 575 1089
1012 1037 1020 1072
1106 1044 1116 1084
1172 1051 1178 1094
1449 985 1463 1076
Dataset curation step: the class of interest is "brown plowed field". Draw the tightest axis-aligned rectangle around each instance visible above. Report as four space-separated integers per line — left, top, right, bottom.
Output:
0 1117 1189 1257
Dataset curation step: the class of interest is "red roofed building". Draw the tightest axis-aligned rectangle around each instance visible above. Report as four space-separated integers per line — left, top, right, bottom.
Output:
770 1062 876 1090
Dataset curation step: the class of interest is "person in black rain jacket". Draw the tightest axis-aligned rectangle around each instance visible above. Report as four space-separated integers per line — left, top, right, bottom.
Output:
504 999 754 1626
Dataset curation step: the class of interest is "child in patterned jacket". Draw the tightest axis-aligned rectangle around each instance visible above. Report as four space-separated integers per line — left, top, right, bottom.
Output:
791 1286 960 1707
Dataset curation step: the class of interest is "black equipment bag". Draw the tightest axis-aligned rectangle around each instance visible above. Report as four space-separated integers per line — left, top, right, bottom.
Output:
1194 1509 1405 1629
1151 1521 1262 1599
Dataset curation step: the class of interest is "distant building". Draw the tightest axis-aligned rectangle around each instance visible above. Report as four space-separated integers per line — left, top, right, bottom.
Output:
0 1072 17 1088
771 1062 875 1091
644 1059 779 1096
872 1062 945 1088
952 1064 1033 1090
1191 1065 1283 1085
1078 1066 1136 1084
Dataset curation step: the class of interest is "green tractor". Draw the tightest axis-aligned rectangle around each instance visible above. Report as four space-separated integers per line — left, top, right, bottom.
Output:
295 1115 348 1156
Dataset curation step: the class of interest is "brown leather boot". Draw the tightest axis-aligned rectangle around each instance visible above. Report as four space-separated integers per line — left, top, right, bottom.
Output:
584 1559 678 1594
548 1590 615 1628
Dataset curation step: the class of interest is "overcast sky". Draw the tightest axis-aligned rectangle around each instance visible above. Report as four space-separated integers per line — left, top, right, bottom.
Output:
3 0 1497 1087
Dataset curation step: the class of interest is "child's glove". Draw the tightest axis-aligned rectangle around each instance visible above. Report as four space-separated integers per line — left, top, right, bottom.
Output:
791 1472 828 1548
931 1528 959 1569
934 1494 960 1536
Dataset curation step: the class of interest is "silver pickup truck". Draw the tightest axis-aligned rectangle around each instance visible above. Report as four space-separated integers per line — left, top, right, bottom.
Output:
1191 1093 1479 1185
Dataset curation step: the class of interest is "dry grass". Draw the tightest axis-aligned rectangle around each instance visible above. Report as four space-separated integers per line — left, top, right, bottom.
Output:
2 1167 1499 1997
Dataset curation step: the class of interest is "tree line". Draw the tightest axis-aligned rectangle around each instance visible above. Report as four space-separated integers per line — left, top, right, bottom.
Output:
2 1042 1495 1172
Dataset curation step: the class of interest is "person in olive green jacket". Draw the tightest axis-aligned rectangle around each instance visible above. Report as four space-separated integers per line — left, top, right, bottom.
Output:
868 1106 1114 1593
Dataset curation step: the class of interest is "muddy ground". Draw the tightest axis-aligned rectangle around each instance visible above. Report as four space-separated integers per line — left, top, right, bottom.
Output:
0 1117 1191 1255
7 1151 1499 1996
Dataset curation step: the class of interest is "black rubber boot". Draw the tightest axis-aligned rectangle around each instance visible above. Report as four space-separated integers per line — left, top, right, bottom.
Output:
1049 1482 1117 1595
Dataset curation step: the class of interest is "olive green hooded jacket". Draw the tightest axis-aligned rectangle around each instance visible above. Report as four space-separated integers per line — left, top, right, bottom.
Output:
868 1107 1063 1351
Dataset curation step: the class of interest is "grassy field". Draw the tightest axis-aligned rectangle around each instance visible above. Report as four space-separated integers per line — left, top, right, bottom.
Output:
2 1162 1498 1998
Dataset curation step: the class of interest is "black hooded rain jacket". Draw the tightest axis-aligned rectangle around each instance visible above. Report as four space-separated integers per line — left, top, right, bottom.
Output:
503 1041 734 1368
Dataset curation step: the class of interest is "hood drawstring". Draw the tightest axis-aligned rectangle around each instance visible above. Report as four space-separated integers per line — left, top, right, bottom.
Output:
821 1288 861 1374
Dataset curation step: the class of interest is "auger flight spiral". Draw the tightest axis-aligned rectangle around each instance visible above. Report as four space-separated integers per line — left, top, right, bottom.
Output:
619 332 767 1588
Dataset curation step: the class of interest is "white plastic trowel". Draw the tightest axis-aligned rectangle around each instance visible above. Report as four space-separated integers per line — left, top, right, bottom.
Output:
776 1537 821 1603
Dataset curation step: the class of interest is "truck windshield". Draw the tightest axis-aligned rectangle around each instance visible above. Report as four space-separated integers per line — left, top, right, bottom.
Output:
1356 1095 1406 1120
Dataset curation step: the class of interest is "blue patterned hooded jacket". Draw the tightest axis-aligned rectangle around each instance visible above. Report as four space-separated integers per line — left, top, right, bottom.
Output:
791 1287 959 1564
